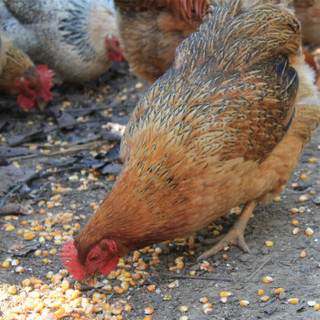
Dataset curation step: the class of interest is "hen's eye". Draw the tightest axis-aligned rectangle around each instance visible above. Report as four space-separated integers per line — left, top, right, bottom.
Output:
89 255 98 261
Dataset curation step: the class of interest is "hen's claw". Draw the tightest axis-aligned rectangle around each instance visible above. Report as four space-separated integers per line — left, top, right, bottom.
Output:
197 200 257 262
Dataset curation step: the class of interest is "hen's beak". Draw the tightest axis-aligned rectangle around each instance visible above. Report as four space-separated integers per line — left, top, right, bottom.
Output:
85 270 99 287
37 99 47 111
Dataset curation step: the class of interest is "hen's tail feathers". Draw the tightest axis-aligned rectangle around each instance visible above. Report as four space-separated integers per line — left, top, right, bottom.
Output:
114 0 209 21
174 0 301 72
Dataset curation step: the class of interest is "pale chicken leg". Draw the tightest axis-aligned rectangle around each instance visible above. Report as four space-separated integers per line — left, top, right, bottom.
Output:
198 200 257 261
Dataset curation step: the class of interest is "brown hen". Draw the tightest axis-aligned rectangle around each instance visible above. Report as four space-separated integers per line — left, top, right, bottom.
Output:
61 0 320 286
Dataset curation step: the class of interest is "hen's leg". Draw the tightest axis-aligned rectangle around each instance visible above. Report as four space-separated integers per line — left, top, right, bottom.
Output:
197 200 257 261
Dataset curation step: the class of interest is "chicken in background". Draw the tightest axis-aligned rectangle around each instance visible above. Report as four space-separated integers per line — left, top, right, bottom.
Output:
1 0 125 83
0 33 55 110
114 0 209 82
294 0 320 46
115 0 320 85
61 0 320 286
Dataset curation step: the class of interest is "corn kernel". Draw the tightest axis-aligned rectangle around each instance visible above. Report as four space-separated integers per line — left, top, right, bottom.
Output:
176 262 184 270
2 261 10 268
299 195 308 202
189 271 196 276
121 282 129 291
143 317 153 320
239 300 249 306
54 308 66 319
265 241 274 247
29 291 40 299
288 298 299 304
261 296 269 302
61 280 70 291
291 219 299 225
199 297 208 303
5 223 15 231
11 259 19 266
275 288 285 294
263 276 274 283
179 316 189 320
203 303 212 309
103 284 112 292
144 307 154 315
114 287 124 294
220 291 232 297
148 285 156 292
22 279 31 287
314 303 320 311
111 307 122 315
300 251 307 258
293 227 301 235
307 301 316 307
274 196 281 202
305 228 314 236
220 297 228 303
179 305 189 313
8 286 17 294
300 174 308 179
16 266 25 273
39 209 46 215
167 280 179 289
258 289 265 296
124 304 132 312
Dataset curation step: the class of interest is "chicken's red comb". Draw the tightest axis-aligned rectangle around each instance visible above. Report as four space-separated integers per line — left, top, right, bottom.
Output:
59 241 86 280
36 65 55 102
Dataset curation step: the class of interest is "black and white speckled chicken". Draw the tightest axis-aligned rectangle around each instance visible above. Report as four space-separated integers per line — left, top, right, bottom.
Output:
1 0 124 83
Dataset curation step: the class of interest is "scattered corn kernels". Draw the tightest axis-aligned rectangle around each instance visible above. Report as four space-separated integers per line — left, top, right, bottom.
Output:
275 288 285 294
263 276 274 283
288 298 299 304
300 251 307 258
179 305 189 313
199 297 208 304
144 307 154 315
305 228 314 236
293 227 301 235
8 286 17 294
239 300 250 306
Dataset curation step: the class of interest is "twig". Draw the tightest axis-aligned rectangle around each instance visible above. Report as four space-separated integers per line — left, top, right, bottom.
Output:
157 272 234 282
246 258 271 282
10 141 104 161
0 160 77 208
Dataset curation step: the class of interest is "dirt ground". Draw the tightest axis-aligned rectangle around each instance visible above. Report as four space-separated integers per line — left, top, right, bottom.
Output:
0 62 319 320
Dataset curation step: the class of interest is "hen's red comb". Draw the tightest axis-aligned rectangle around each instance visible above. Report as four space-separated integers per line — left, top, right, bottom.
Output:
59 241 86 280
36 65 55 102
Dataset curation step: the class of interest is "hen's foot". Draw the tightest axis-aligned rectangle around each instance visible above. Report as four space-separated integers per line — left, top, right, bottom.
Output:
197 200 257 262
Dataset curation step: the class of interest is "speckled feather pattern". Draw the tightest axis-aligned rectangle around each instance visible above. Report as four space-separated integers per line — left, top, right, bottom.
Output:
74 0 320 262
2 0 118 82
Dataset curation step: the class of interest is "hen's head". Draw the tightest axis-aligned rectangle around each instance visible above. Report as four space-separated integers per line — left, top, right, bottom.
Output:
16 65 55 110
105 37 125 63
60 239 119 286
